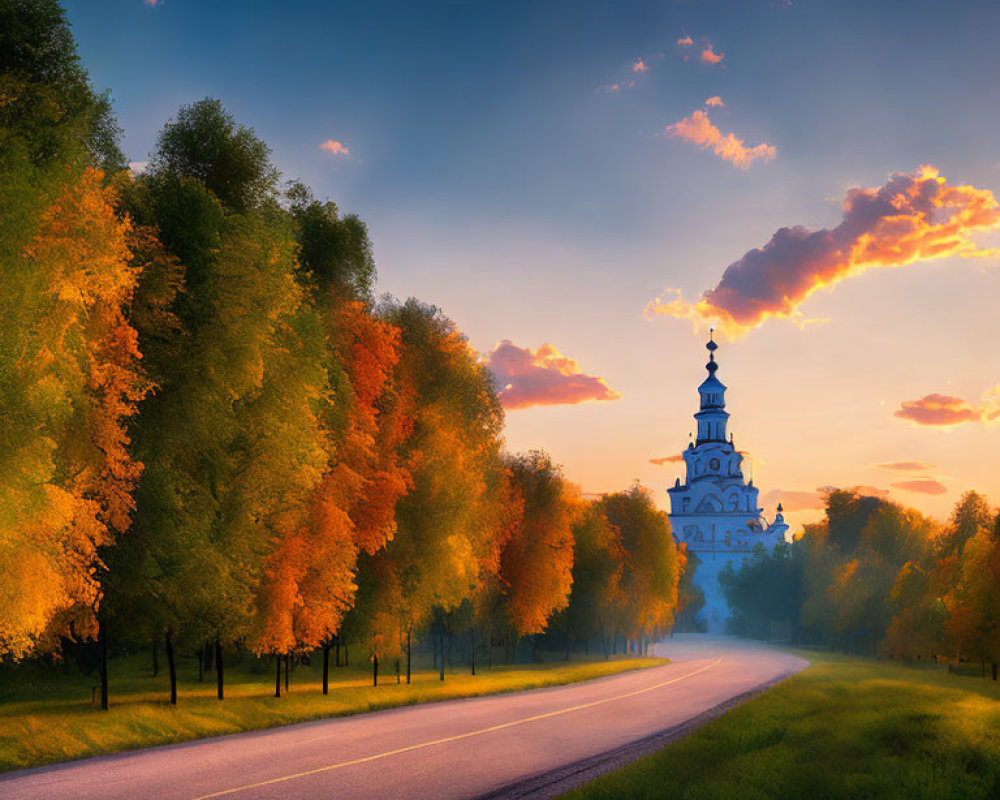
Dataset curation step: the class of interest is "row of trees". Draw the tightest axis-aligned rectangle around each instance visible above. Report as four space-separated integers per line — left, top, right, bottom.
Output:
720 488 1000 676
0 0 687 706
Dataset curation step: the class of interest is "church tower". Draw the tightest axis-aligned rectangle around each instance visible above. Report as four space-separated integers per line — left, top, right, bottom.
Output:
667 331 788 632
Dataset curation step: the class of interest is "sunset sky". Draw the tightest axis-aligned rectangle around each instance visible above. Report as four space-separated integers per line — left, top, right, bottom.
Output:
64 0 1000 530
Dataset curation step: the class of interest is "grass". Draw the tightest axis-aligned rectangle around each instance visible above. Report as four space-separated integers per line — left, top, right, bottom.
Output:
0 649 665 774
563 649 1000 800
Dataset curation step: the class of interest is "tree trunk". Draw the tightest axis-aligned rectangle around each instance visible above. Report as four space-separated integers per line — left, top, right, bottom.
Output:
439 629 445 681
152 637 159 678
98 615 109 711
215 639 224 700
471 626 476 676
396 658 400 684
533 634 540 663
993 662 998 681
406 625 412 685
205 640 214 674
373 653 379 687
165 631 177 705
275 655 281 698
285 654 290 692
322 643 330 695
197 645 204 682
488 627 494 671
345 643 349 667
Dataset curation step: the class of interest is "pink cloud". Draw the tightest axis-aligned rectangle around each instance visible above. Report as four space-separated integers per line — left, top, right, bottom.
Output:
647 167 1000 339
632 59 649 73
705 96 725 107
663 108 776 169
319 139 350 156
876 461 936 472
650 454 685 465
891 479 948 495
485 341 621 411
677 35 694 46
894 391 996 426
701 44 725 65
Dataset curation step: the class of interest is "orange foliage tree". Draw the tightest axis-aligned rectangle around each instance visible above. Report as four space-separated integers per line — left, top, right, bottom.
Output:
0 168 145 659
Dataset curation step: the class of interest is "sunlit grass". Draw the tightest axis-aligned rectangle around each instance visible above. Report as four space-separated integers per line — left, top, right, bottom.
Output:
0 650 664 773
563 650 1000 800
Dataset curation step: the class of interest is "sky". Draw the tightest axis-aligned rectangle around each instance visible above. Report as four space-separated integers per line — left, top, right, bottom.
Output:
63 0 1000 531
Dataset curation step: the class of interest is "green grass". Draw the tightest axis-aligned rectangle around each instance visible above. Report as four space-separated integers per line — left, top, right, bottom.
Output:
0 650 664 774
563 649 1000 800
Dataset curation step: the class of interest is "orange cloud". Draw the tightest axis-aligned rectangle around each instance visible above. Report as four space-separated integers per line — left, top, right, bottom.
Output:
701 44 725 64
876 460 936 471
705 96 725 107
319 139 350 156
647 166 1000 339
760 488 825 511
663 108 776 169
894 386 1000 426
485 340 621 410
632 59 649 73
650 454 685 465
891 479 948 495
677 35 694 46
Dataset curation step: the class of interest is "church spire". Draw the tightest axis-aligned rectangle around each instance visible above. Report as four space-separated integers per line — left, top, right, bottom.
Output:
706 327 718 375
695 329 729 443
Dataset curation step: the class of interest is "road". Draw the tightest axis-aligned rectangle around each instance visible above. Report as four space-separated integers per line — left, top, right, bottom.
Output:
1 636 807 800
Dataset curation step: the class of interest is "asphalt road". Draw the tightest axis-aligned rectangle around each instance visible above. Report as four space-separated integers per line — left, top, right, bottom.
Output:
1 635 807 800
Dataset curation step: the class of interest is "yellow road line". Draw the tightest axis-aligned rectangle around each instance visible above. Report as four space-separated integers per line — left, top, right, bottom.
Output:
190 656 723 800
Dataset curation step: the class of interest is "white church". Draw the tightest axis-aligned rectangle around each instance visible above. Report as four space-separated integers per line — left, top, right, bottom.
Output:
667 332 788 633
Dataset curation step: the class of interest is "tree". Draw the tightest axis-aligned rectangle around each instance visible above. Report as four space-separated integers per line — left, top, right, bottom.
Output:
720 541 803 640
287 182 376 301
0 168 144 662
598 485 681 649
354 299 507 675
497 452 576 644
150 98 277 212
564 501 625 652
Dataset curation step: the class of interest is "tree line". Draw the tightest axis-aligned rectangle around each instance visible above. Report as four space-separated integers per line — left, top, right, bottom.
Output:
721 488 1000 677
0 0 687 707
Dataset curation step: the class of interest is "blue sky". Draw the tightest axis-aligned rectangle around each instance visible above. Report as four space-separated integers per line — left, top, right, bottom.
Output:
64 0 1000 524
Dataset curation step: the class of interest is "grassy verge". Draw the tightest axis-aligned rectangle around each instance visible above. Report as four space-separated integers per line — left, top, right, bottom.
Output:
0 652 664 773
563 649 1000 800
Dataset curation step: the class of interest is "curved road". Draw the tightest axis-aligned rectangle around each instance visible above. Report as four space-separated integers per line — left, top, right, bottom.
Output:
1 636 806 800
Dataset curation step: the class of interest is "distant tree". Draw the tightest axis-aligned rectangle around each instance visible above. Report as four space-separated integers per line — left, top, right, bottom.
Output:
672 544 704 633
599 485 681 648
720 541 803 640
564 501 625 652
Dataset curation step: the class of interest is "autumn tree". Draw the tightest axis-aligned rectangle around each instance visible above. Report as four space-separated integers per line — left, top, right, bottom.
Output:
598 485 681 652
0 1 142 675
494 452 576 655
351 298 506 679
117 100 331 702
